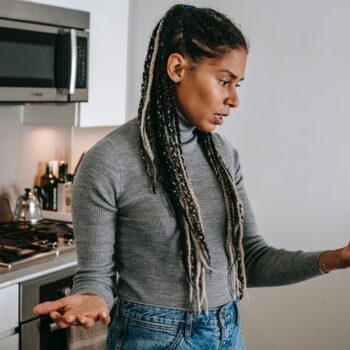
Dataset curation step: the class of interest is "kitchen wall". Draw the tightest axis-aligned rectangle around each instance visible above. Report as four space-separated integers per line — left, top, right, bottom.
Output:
0 105 72 211
0 105 113 213
127 0 350 349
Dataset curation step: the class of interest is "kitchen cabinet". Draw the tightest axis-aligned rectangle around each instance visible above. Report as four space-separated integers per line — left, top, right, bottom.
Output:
30 0 130 127
0 284 19 349
0 334 19 350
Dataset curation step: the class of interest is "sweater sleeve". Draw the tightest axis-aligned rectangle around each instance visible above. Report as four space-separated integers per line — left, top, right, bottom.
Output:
231 148 324 287
70 140 120 311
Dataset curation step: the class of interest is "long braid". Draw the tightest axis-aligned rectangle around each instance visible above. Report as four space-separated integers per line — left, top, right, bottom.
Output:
197 131 247 298
137 4 248 312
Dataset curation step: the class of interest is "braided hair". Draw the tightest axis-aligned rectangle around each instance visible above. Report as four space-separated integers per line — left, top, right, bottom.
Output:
138 4 248 312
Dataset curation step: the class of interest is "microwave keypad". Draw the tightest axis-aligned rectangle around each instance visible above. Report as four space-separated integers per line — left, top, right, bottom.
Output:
76 37 87 88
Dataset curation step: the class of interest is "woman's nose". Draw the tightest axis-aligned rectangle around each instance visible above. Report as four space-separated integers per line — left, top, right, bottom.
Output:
226 88 239 108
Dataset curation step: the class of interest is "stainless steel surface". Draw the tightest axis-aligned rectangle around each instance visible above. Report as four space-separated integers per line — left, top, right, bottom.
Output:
0 1 89 103
70 30 89 102
0 219 76 269
13 188 43 224
69 29 77 95
0 17 61 34
0 87 68 103
21 318 40 350
70 87 88 102
49 323 59 332
0 252 77 288
0 0 89 30
0 250 58 269
19 265 76 350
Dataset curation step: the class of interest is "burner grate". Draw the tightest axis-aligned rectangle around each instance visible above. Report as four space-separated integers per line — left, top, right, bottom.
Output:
0 219 74 269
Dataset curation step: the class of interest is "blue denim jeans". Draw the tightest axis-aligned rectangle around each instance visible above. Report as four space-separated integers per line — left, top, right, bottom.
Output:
105 297 245 350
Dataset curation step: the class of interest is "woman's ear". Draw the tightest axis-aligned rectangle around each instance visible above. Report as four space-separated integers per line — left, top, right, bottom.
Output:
167 53 187 83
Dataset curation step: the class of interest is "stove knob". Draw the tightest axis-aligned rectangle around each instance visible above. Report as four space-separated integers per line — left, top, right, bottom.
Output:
61 287 72 297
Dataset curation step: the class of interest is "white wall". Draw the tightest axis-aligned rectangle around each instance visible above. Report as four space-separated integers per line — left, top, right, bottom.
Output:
0 105 113 213
0 106 72 210
127 1 350 349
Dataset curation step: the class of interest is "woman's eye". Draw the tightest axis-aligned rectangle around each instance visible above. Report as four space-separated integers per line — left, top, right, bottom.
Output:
220 80 229 87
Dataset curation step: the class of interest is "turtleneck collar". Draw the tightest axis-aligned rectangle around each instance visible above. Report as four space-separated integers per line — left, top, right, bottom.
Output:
177 108 196 145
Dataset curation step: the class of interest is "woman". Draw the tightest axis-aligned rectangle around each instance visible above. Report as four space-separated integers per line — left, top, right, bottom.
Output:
34 4 350 349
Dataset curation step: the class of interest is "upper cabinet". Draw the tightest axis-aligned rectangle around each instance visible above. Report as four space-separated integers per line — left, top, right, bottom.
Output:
31 0 129 127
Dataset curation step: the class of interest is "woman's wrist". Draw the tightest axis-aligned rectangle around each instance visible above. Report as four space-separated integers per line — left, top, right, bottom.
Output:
317 248 349 273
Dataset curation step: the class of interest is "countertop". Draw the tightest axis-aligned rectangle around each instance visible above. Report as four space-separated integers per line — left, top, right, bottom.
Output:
0 251 77 289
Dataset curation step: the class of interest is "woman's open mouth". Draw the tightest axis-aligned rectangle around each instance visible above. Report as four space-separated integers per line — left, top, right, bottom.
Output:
214 114 224 125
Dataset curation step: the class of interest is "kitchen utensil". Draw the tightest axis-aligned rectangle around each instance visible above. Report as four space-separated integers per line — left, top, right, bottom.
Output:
13 188 43 224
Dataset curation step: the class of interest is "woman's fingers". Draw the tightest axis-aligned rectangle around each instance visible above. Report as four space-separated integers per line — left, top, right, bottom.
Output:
80 316 96 329
63 313 77 324
49 310 62 320
50 311 73 328
98 312 110 325
34 295 110 329
33 298 66 315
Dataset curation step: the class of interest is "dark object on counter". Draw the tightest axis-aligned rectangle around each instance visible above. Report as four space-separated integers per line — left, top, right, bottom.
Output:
0 194 13 223
13 188 43 224
58 161 68 183
57 161 73 213
40 161 58 211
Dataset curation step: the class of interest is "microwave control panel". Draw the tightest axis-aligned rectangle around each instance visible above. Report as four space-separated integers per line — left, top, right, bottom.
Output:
76 36 88 89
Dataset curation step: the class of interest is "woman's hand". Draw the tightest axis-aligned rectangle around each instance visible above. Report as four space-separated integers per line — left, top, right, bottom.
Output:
318 241 350 273
339 241 350 268
33 294 110 329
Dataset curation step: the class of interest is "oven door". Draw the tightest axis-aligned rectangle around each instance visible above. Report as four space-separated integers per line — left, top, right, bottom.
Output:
0 19 88 102
21 316 69 350
20 266 76 350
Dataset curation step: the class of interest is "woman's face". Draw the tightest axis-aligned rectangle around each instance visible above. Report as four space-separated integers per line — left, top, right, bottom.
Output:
172 48 247 132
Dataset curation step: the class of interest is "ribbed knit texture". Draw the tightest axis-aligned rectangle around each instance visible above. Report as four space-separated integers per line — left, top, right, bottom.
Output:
71 116 322 311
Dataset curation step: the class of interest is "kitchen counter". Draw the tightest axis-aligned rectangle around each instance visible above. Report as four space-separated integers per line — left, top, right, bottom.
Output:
0 251 77 289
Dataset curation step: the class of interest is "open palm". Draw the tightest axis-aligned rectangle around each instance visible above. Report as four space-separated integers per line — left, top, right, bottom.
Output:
33 294 110 329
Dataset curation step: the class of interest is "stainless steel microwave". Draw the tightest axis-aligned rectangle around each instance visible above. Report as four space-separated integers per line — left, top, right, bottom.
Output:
0 0 89 102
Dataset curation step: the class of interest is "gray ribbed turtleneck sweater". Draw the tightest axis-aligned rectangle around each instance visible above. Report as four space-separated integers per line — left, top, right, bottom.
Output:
71 115 322 311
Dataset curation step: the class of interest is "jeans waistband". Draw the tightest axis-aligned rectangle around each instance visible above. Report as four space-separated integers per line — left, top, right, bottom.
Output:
117 296 238 328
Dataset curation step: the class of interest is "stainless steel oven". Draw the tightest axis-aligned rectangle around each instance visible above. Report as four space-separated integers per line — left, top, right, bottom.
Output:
0 0 89 103
19 266 76 350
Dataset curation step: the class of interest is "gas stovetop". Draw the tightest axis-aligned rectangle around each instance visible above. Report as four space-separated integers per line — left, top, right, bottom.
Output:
0 219 75 269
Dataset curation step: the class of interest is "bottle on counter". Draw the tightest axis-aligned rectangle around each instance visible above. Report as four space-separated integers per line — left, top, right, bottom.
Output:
58 161 68 183
40 161 58 211
57 161 73 213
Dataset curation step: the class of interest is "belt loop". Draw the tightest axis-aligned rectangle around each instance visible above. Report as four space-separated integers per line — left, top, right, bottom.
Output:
184 311 193 338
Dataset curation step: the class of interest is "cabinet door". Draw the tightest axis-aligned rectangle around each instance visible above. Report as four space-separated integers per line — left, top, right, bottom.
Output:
0 333 19 350
32 0 129 127
0 284 19 334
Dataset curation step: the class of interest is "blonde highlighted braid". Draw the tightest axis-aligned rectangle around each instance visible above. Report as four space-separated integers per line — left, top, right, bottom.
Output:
138 4 248 312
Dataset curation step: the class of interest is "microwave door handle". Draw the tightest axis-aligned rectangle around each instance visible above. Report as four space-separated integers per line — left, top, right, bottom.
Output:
69 29 77 95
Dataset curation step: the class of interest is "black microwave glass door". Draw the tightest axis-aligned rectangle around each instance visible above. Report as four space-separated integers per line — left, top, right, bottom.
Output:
0 27 57 87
